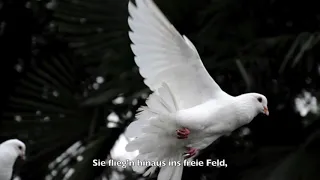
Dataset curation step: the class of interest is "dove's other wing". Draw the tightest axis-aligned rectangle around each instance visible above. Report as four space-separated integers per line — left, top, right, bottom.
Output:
128 0 227 109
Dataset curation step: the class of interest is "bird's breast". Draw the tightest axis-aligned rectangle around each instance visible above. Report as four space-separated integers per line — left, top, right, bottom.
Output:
0 167 12 180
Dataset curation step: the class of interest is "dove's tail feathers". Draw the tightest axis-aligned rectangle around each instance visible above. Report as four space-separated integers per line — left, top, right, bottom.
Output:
157 155 184 180
126 124 185 179
125 83 184 179
131 153 184 180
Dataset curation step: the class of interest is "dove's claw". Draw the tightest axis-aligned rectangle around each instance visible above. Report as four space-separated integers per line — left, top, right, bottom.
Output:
184 147 197 158
176 128 190 139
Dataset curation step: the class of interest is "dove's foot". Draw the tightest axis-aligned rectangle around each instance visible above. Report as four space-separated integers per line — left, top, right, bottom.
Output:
176 127 190 139
184 147 197 158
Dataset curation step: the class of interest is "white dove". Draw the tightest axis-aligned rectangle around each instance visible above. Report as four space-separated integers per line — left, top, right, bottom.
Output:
125 0 269 180
0 139 26 180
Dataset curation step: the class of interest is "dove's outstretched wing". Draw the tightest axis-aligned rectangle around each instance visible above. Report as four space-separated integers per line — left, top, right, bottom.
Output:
128 0 226 109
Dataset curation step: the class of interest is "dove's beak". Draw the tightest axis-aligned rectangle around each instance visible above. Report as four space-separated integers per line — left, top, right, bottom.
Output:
263 106 269 116
19 152 26 160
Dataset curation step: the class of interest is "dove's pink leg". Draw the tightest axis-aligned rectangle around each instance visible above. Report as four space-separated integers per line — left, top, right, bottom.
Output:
176 127 190 139
184 147 197 158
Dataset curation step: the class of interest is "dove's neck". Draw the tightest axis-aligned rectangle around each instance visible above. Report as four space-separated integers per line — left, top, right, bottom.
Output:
233 94 260 124
0 146 19 169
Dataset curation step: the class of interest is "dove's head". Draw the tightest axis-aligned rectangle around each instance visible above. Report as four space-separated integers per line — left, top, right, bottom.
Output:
242 93 269 116
0 139 26 161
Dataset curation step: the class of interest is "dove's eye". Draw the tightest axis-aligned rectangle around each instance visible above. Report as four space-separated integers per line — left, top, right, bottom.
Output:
257 97 262 103
18 145 22 150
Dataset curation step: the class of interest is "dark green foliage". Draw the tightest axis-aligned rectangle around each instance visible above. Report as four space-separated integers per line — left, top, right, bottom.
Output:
0 0 320 179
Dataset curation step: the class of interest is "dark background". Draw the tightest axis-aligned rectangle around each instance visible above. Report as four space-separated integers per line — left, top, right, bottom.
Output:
0 0 320 179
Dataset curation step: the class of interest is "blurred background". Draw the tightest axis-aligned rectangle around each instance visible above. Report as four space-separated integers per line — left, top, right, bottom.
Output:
0 0 320 179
